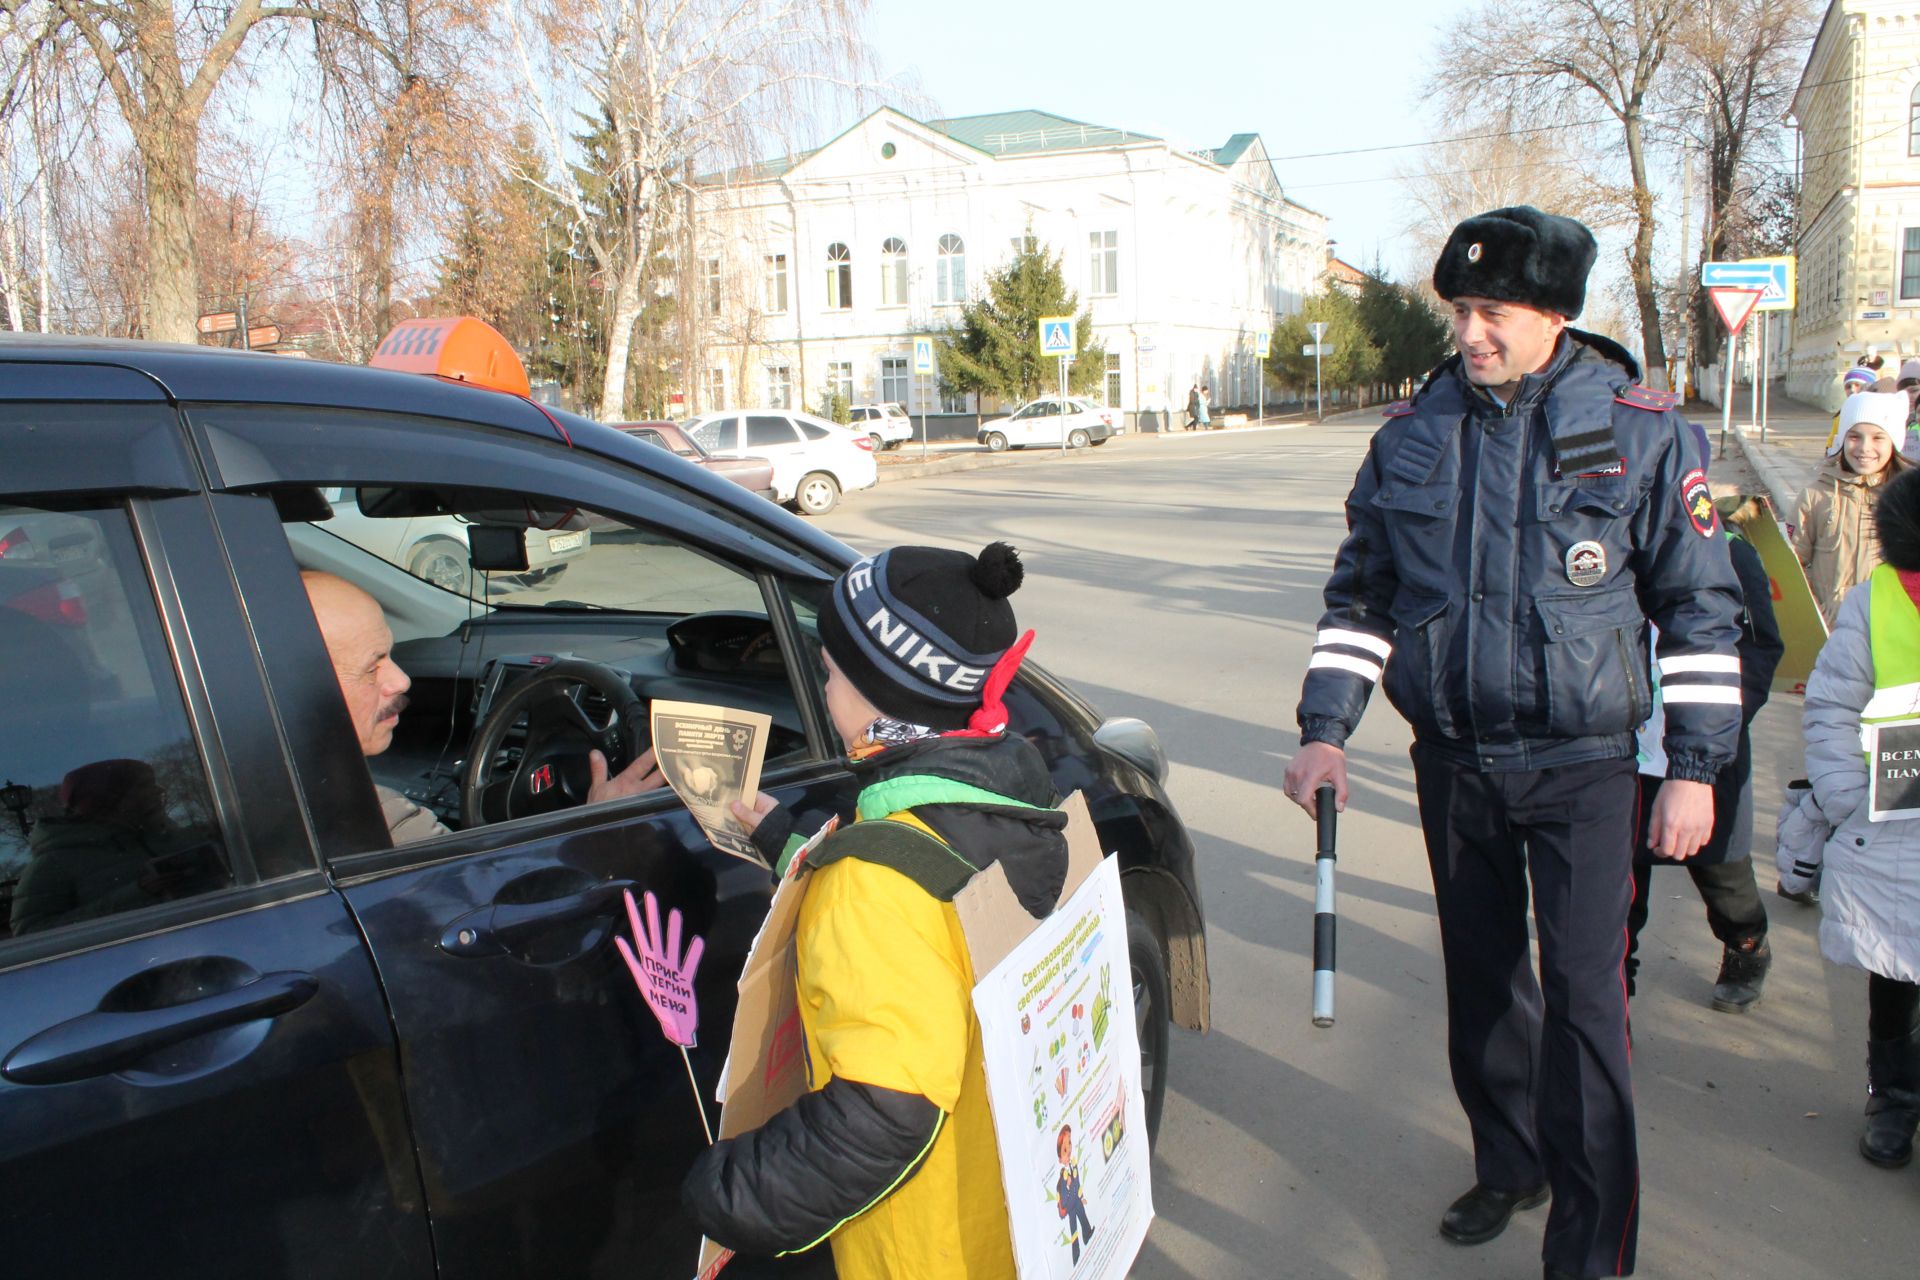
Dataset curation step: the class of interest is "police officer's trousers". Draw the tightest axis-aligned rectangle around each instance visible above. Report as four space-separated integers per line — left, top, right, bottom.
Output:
1411 744 1639 1278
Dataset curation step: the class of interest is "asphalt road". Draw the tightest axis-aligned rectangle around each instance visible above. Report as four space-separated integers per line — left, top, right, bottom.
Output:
812 422 1920 1280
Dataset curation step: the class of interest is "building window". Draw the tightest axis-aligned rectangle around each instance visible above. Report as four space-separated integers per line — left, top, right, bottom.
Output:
706 367 726 411
1910 84 1920 156
825 242 851 310
704 257 721 317
940 385 971 413
1902 228 1920 302
936 234 966 304
880 237 909 306
764 254 787 313
826 360 853 403
880 355 909 406
1088 230 1119 296
1009 234 1037 258
768 364 792 409
1104 352 1122 407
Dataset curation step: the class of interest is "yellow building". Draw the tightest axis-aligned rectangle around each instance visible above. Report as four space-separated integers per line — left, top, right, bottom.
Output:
1787 1 1920 408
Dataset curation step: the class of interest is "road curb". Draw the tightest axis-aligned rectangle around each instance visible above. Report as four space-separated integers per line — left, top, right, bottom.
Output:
1727 425 1815 516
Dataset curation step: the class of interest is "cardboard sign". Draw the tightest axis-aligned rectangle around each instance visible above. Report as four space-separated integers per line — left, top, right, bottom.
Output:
1867 719 1920 821
1738 497 1828 694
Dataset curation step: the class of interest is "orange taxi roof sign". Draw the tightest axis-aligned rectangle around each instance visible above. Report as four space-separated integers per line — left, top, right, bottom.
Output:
369 316 531 397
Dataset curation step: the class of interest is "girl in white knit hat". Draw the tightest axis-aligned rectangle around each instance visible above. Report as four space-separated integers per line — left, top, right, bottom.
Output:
1794 390 1912 625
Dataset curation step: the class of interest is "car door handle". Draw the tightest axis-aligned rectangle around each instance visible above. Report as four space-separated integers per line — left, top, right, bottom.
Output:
2 970 320 1086
439 880 637 958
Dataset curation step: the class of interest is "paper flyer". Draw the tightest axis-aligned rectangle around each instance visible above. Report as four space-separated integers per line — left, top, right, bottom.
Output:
649 700 773 864
971 854 1153 1280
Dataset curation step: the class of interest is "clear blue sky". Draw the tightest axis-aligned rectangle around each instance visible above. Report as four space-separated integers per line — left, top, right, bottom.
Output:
868 0 1477 279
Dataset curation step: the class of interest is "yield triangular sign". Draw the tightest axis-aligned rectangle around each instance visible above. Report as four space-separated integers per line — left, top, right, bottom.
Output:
1709 286 1763 336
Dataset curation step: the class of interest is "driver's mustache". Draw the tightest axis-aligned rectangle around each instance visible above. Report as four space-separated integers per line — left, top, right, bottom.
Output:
382 693 410 720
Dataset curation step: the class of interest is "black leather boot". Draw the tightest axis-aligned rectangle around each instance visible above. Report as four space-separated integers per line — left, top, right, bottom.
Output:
1861 1031 1920 1168
1438 1183 1548 1244
1711 936 1771 1013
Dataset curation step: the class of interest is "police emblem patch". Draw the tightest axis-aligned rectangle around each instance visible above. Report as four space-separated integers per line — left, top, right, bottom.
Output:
1681 468 1716 537
1466 242 1483 263
1565 540 1607 588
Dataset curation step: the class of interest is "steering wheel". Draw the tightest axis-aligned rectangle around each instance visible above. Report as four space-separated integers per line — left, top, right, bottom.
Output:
462 659 649 828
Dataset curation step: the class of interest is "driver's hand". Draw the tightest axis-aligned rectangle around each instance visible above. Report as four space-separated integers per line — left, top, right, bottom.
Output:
587 746 665 804
728 792 779 835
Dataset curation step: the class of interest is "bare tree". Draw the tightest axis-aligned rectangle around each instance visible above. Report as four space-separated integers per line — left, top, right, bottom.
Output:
1430 0 1683 383
502 0 873 417
0 0 409 341
1396 113 1626 292
1669 0 1819 368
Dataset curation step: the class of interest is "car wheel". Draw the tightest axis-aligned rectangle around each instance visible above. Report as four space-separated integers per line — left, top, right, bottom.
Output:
985 432 1008 452
1068 428 1091 449
1128 909 1172 1148
408 538 480 596
794 471 840 516
869 432 885 452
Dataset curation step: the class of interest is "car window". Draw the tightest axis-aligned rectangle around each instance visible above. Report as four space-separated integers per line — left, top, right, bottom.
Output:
745 415 800 448
1012 403 1039 420
687 417 732 452
631 429 667 449
286 487 815 836
796 421 830 441
0 501 238 939
849 408 871 422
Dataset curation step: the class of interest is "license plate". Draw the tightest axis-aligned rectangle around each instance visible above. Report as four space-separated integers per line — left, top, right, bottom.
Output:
547 531 584 553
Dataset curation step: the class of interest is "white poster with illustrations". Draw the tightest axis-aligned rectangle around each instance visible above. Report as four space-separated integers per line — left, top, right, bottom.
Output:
972 855 1152 1279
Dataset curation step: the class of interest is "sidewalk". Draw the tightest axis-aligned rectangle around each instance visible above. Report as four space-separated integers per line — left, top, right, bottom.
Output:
1689 388 1827 516
871 407 1367 484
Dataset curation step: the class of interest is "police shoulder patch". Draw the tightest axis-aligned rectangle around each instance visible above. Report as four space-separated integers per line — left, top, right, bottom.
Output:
1614 384 1680 413
1383 400 1414 419
1681 467 1717 537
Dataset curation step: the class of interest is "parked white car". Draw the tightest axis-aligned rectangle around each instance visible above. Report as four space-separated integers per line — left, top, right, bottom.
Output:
848 402 913 450
977 397 1117 451
682 410 879 516
315 486 590 595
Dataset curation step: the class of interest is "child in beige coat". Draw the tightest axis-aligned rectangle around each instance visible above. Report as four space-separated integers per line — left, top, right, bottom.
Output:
1794 390 1911 625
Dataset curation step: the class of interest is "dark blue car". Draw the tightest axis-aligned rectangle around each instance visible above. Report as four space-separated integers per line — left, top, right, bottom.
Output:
0 334 1208 1279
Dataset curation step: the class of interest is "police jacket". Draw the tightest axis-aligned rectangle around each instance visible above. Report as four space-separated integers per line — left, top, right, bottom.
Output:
1297 330 1743 783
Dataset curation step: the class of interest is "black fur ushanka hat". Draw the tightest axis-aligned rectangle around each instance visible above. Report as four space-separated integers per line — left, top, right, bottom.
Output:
1432 206 1598 319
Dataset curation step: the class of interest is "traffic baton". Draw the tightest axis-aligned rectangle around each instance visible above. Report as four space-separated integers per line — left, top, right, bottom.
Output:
1311 783 1337 1028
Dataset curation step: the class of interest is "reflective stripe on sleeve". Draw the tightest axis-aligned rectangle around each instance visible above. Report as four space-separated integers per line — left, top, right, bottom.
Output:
1315 628 1392 661
1659 685 1743 705
1307 651 1384 683
1658 653 1741 676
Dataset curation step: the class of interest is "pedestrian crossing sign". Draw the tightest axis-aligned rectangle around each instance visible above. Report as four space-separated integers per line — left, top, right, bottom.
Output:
1039 316 1075 356
913 336 935 373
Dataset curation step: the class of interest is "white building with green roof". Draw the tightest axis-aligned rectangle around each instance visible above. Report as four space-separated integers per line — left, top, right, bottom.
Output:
690 107 1329 429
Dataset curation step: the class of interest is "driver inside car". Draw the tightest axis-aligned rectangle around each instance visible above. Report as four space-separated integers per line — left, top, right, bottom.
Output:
300 571 664 841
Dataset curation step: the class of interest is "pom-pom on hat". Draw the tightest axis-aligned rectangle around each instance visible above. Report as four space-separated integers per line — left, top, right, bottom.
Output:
819 542 1030 731
1831 390 1909 458
1844 366 1878 390
1432 206 1598 319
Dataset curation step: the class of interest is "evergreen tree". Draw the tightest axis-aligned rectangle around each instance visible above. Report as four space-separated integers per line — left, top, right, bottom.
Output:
934 239 1107 404
1268 288 1383 402
1356 271 1452 392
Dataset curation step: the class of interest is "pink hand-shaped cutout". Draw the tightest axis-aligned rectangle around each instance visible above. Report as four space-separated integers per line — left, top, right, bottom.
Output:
617 889 705 1047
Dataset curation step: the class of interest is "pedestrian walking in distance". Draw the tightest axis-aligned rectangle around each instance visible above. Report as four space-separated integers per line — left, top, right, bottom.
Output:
1282 206 1745 1280
1780 468 1920 1173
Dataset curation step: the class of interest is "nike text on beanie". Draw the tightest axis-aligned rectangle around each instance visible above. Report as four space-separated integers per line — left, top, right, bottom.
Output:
1831 389 1909 458
819 542 1025 730
1432 206 1598 319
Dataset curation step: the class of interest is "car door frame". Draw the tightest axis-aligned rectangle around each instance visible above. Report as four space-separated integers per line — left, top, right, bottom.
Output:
0 370 435 1279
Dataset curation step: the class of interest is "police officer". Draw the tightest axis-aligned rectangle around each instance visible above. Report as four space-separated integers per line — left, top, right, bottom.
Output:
1281 207 1743 1280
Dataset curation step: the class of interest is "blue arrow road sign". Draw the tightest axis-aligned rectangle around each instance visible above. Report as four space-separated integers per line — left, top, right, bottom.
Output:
1039 317 1075 356
1701 260 1791 309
